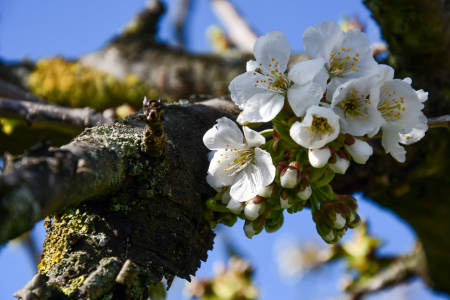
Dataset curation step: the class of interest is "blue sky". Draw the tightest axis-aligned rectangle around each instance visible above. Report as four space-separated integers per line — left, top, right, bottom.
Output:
0 1 448 299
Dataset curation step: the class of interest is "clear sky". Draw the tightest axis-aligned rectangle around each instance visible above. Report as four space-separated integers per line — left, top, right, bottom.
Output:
0 1 448 300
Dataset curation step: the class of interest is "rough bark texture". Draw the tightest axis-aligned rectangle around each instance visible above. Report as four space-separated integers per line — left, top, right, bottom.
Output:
5 99 239 299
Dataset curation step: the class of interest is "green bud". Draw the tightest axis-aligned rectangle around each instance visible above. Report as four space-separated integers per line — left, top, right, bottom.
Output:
204 197 216 210
321 201 347 230
327 234 342 244
348 213 362 229
265 213 284 233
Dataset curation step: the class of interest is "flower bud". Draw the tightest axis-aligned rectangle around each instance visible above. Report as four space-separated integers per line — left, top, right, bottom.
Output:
280 167 300 188
258 184 276 198
313 212 336 242
335 224 348 237
328 234 342 244
309 148 331 168
344 134 355 146
222 187 231 204
295 184 312 200
321 201 347 230
265 212 284 233
337 195 359 212
280 188 293 209
329 155 350 174
244 196 264 221
276 161 288 180
227 198 244 214
244 220 257 239
345 139 373 164
347 213 362 229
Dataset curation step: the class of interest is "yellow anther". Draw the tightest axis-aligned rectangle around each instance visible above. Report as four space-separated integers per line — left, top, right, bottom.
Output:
217 160 220 163
356 53 359 57
353 57 358 62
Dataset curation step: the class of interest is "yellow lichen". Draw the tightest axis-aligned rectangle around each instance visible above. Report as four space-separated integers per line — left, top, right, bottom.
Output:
28 57 159 111
60 275 85 296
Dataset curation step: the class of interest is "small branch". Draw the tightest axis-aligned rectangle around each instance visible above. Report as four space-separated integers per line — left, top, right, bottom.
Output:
210 0 258 52
347 242 427 300
0 78 44 103
0 98 113 133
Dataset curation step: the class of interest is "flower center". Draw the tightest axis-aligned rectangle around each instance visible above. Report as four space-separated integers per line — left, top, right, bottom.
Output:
339 90 371 120
305 115 334 140
220 146 254 178
327 48 360 77
378 90 405 120
253 58 290 93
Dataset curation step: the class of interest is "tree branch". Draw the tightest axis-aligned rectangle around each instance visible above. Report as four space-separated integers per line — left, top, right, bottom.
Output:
0 97 113 133
0 78 44 102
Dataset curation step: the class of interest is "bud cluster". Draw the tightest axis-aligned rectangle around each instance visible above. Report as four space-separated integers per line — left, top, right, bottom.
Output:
313 196 361 244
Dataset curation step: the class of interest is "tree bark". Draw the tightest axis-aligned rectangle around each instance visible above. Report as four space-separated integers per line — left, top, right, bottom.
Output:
5 99 239 299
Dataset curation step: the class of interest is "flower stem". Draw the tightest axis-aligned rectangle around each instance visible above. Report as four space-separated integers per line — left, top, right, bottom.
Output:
310 193 320 214
259 129 274 138
212 203 230 212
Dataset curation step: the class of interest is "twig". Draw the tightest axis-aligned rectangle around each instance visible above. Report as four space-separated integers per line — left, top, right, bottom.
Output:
0 78 44 103
0 97 114 132
210 0 258 52
347 242 427 300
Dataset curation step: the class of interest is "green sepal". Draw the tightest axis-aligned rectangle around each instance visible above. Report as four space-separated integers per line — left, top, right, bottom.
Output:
314 169 335 187
309 165 327 183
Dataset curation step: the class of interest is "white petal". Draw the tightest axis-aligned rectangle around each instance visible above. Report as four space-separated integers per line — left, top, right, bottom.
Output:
244 201 261 221
382 129 406 163
207 150 217 162
288 58 327 86
416 89 428 103
378 64 395 82
254 148 276 187
203 117 243 150
243 92 285 123
329 156 350 174
243 126 265 148
230 72 271 110
258 184 275 198
345 139 373 164
227 198 245 214
313 66 329 92
303 21 344 60
246 60 259 72
309 148 331 168
230 163 263 202
253 30 290 72
403 77 412 84
287 83 323 117
342 27 370 51
399 114 428 145
206 150 240 188
296 185 312 200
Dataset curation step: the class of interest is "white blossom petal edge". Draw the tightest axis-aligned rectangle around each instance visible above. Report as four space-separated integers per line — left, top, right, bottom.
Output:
203 117 276 202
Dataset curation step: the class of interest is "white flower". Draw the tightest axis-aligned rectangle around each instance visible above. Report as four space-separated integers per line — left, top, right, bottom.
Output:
331 75 385 137
258 184 275 198
244 221 257 239
372 76 427 162
296 185 312 200
244 199 262 221
290 106 340 149
280 168 300 188
308 147 331 168
227 198 244 214
204 117 276 202
229 31 327 122
345 139 373 164
329 155 350 174
303 21 378 100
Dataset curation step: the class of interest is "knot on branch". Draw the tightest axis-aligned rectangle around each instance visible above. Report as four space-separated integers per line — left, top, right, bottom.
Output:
138 97 166 157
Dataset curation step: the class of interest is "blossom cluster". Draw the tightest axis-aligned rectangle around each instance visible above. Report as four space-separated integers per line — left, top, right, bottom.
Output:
203 21 428 243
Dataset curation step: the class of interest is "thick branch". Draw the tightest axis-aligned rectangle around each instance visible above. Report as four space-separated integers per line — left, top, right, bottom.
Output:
0 78 44 102
0 97 113 132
